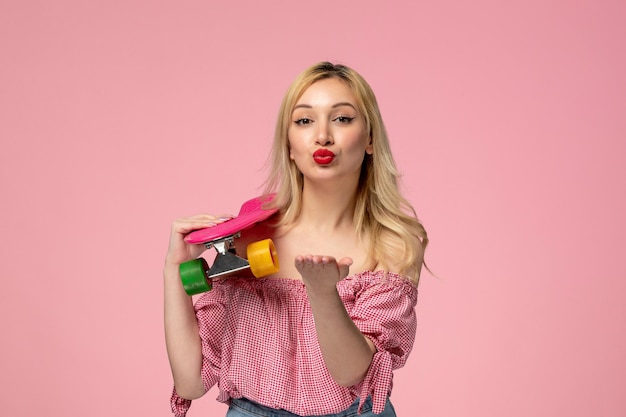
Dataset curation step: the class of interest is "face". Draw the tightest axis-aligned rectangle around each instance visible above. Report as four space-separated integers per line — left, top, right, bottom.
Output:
288 77 372 185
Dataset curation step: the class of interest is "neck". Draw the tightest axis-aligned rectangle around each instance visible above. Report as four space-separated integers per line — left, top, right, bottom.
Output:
298 180 358 231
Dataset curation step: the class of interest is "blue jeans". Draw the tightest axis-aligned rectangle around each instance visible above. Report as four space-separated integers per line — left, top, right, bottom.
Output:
226 396 396 417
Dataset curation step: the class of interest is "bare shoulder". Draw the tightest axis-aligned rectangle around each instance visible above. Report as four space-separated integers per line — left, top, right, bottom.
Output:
374 234 425 285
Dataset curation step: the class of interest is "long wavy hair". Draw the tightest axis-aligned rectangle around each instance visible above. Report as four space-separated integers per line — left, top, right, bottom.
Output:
263 62 428 283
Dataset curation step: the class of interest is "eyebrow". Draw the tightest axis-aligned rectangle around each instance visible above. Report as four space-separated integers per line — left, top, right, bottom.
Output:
293 102 357 111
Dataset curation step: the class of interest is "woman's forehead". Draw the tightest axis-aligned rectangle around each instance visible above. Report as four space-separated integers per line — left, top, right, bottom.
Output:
294 78 358 108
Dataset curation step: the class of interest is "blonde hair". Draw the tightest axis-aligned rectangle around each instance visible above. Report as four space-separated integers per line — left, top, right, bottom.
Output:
263 62 428 283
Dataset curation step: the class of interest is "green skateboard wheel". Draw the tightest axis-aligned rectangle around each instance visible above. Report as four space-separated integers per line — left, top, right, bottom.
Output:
180 258 212 295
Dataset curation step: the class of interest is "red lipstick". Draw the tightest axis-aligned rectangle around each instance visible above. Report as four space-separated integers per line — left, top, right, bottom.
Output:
313 149 335 165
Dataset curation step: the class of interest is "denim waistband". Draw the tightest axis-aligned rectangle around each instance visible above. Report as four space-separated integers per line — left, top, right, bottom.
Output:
228 396 375 417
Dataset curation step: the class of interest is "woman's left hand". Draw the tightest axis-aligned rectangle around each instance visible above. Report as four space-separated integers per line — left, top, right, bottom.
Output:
295 255 353 296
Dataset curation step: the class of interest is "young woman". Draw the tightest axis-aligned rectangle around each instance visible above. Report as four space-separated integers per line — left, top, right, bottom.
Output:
165 62 428 417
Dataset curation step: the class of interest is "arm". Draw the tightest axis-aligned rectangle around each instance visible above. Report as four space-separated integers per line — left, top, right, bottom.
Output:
164 214 230 399
299 255 419 414
295 255 376 387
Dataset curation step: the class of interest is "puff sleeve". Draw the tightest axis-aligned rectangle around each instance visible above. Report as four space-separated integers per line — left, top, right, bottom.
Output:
170 288 228 417
339 271 418 414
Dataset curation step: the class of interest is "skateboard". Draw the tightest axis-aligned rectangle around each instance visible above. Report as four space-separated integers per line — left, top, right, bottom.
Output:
179 194 280 295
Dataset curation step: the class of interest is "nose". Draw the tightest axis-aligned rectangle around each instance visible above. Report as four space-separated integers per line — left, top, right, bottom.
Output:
315 121 333 146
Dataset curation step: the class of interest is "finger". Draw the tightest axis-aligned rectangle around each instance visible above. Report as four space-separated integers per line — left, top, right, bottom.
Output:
320 255 337 265
337 257 353 267
172 213 234 233
172 220 214 235
312 255 326 264
181 214 234 224
337 257 353 279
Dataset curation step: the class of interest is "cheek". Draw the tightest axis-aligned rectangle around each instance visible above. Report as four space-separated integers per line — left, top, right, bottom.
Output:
348 132 371 153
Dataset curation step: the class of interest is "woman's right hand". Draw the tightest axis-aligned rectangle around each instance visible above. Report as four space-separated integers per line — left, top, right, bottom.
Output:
164 214 234 267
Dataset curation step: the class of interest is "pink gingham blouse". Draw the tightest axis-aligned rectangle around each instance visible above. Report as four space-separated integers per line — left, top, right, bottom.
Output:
171 271 418 416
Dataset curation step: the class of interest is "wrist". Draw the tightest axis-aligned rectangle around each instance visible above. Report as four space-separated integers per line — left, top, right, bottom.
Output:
163 261 182 278
305 284 341 305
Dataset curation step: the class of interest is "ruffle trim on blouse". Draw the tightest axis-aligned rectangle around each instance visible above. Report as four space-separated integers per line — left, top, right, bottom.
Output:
340 270 418 296
209 270 417 294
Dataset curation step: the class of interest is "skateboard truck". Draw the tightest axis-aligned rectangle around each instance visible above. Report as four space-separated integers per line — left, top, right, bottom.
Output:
204 233 250 278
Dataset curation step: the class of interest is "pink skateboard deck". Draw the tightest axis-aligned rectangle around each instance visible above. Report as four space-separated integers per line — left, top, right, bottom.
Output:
185 194 277 245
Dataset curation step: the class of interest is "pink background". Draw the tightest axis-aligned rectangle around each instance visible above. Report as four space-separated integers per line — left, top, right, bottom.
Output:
1 1 625 416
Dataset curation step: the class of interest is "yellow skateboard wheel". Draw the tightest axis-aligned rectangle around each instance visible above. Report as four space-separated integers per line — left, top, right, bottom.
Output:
247 238 279 278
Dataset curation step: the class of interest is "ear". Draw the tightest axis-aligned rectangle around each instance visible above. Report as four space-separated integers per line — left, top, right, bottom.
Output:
365 138 373 155
287 140 294 160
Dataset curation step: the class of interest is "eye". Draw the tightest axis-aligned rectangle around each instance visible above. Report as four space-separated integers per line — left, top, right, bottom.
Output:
294 118 313 125
334 116 355 124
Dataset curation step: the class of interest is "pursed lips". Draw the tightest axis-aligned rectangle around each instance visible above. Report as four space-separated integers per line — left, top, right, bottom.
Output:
312 149 335 165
